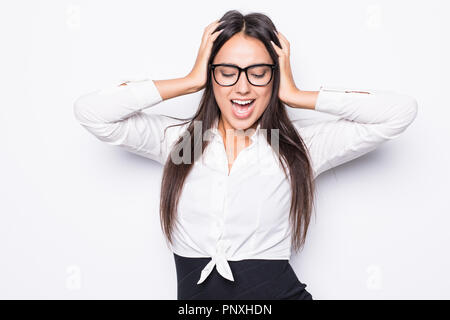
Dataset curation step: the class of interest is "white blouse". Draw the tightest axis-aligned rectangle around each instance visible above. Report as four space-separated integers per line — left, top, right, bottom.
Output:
73 77 418 285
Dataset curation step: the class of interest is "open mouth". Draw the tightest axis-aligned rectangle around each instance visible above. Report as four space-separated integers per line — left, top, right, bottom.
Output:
230 99 256 119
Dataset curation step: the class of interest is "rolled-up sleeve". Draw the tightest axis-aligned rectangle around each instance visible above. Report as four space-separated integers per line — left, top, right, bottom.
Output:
73 78 185 164
292 86 418 179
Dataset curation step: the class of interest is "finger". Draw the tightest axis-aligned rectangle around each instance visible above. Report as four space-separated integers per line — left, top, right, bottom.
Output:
278 32 289 45
272 31 284 50
270 40 282 56
203 20 218 37
276 37 289 55
211 21 225 34
202 20 224 44
277 32 290 50
212 24 224 35
276 31 286 46
202 21 220 42
208 19 220 28
207 19 224 33
210 28 224 41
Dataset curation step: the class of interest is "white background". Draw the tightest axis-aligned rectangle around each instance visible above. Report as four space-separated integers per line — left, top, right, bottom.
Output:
1 0 448 299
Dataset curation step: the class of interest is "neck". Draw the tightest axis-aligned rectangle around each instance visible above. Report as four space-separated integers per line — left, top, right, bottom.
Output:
218 116 257 138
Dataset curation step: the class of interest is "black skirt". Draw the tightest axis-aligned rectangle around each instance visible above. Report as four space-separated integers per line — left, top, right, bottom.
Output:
173 253 313 300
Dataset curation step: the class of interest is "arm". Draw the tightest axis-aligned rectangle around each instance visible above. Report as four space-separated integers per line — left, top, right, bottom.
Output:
290 86 419 178
73 76 196 164
73 20 224 164
152 77 201 100
269 31 418 178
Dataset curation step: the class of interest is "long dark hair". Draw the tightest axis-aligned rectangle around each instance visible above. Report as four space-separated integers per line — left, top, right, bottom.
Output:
159 10 316 253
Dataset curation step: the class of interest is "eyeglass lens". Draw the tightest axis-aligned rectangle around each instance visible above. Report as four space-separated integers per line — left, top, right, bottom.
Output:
214 65 272 86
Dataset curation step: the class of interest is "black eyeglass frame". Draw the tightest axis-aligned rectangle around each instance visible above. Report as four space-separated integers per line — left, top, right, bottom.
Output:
209 63 277 87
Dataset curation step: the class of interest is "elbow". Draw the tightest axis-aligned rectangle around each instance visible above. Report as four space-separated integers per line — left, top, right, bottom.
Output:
73 95 85 123
402 95 419 126
390 94 419 131
377 94 419 140
73 93 97 125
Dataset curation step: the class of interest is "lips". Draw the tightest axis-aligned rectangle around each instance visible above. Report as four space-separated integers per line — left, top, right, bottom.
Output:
230 99 256 119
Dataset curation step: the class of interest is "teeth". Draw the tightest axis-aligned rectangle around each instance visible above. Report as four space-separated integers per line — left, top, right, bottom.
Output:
232 99 254 105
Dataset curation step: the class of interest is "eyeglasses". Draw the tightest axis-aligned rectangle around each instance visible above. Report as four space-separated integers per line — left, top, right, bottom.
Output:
209 63 277 87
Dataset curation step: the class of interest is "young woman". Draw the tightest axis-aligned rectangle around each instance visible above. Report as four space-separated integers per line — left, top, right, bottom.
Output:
73 10 418 300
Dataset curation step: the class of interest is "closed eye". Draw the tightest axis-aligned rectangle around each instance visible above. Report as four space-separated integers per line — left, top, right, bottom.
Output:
251 72 266 78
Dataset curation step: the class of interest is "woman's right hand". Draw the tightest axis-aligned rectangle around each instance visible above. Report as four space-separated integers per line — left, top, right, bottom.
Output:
186 19 224 91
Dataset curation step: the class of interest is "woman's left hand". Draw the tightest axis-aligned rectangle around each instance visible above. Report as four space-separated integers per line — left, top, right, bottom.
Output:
270 31 300 104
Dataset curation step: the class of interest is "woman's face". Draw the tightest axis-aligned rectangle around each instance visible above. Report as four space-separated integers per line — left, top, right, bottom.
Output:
212 32 274 132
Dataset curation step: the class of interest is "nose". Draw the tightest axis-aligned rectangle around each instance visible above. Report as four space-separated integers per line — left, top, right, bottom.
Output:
234 70 251 94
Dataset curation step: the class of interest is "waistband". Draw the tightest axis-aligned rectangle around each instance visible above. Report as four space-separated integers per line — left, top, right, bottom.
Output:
173 253 309 300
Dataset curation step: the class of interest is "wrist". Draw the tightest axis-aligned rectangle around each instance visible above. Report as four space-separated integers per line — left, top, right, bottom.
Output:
281 86 301 107
184 74 203 94
284 88 319 110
